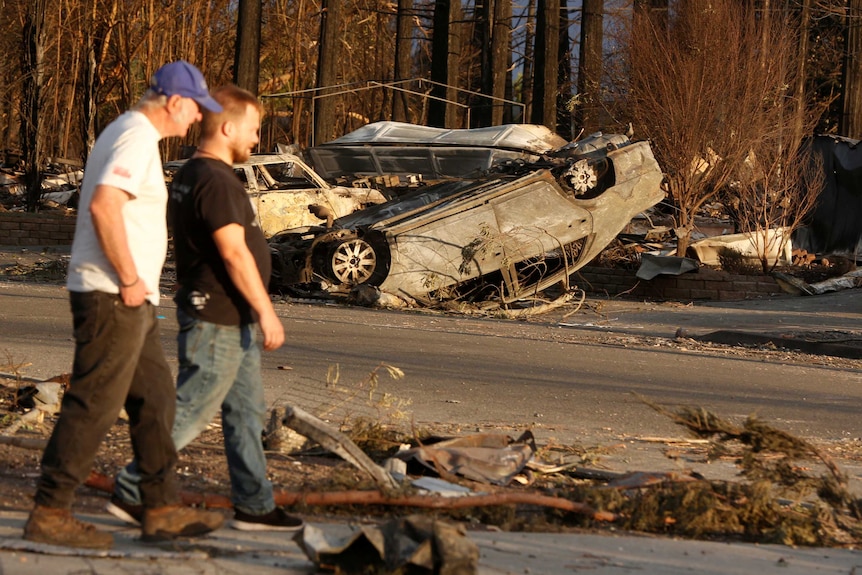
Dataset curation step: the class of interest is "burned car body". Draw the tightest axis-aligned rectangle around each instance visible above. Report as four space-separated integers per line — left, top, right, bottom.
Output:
270 134 664 302
165 153 387 238
309 121 568 182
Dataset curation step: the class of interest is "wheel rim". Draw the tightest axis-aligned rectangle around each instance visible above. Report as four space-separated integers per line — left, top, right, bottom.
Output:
565 159 597 193
330 238 377 284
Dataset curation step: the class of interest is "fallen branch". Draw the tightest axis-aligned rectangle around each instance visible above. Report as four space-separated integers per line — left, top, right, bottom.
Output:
498 291 579 319
631 436 711 445
560 288 589 319
0 434 48 450
84 472 615 522
2 408 44 436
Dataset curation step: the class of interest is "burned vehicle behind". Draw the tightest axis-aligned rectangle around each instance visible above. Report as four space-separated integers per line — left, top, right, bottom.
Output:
270 134 664 303
165 153 387 238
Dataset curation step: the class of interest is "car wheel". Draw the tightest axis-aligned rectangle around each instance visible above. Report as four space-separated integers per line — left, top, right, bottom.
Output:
329 238 379 285
312 231 390 287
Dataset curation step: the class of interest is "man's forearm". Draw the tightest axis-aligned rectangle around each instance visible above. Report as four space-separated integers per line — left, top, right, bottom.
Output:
90 185 138 286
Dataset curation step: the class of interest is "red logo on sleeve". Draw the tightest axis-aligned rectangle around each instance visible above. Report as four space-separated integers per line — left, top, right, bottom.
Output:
112 166 132 178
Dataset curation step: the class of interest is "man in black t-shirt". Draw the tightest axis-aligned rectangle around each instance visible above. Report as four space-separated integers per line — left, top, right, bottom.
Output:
109 85 303 531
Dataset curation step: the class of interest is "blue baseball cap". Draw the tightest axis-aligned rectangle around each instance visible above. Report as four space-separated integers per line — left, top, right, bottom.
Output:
150 60 223 113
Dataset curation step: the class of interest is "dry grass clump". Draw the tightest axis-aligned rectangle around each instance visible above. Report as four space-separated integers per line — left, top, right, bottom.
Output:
584 478 841 545
590 398 862 546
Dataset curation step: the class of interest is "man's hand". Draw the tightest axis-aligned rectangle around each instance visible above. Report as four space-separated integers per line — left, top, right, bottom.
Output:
119 277 151 307
258 309 285 351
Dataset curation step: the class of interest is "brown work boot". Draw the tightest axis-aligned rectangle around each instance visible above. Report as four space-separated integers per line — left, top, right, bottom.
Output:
141 504 224 542
23 505 114 550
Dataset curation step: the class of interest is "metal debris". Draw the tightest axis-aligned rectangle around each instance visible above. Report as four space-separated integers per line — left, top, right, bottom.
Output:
388 431 537 486
295 515 479 575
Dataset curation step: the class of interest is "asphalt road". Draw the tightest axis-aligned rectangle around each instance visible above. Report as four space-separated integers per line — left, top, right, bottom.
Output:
2 281 860 450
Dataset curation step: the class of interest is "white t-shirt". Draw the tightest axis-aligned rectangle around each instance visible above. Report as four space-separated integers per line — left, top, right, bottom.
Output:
66 111 168 305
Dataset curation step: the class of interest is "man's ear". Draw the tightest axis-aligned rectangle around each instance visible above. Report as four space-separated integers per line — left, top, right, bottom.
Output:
222 119 235 138
166 94 185 113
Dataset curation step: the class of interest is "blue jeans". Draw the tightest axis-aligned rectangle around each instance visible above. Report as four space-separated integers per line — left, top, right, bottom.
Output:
114 308 275 515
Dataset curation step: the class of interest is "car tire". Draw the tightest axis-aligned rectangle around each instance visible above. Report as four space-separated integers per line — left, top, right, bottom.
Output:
314 232 390 287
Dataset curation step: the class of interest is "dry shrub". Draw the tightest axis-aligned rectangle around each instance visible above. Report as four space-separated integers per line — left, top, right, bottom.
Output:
343 416 414 461
717 247 761 275
316 363 410 428
275 363 414 459
615 0 824 258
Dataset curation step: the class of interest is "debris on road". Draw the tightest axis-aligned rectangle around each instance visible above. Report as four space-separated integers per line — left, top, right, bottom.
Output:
774 268 862 296
388 431 537 486
624 397 862 545
2 368 861 546
282 405 398 491
295 514 479 574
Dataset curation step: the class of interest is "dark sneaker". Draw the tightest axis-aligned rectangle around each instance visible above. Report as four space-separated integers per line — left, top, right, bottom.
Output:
106 495 143 525
24 505 114 550
231 507 304 532
141 504 224 542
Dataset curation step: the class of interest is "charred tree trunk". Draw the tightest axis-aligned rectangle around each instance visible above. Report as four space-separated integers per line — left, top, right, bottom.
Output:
429 0 452 127
476 1 493 127
314 0 343 145
81 6 99 160
492 0 512 126
80 0 118 161
474 0 510 126
21 0 47 213
81 34 98 159
504 28 514 124
530 0 560 131
556 2 573 137
234 0 262 94
574 0 603 135
841 0 862 138
447 2 464 127
521 0 536 122
1 69 16 156
393 0 414 122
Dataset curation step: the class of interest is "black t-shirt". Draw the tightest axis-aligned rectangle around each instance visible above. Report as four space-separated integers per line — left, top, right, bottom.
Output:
169 157 271 326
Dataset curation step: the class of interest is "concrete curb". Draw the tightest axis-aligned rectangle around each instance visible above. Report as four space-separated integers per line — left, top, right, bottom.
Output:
695 330 862 359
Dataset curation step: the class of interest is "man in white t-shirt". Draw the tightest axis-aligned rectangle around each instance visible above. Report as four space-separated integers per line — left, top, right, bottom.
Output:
24 61 225 550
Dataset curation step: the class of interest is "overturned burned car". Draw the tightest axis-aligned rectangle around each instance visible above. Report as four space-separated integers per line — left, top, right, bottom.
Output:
270 133 665 303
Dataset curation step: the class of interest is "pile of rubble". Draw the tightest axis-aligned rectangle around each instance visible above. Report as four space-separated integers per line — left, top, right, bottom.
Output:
0 160 82 214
